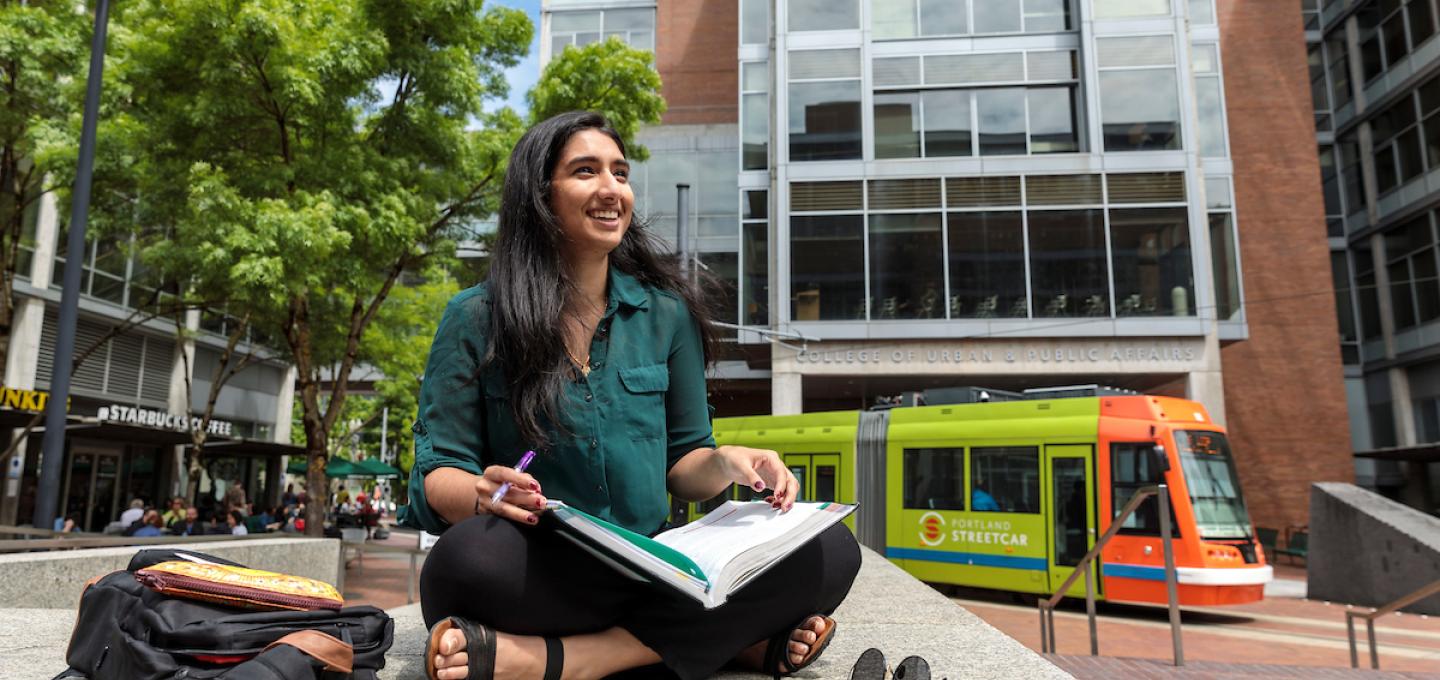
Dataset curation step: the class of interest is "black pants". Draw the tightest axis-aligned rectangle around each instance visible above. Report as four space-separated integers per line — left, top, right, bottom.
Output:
419 515 862 680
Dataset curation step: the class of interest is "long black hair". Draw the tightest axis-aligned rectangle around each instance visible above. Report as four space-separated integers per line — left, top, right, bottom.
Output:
486 111 718 449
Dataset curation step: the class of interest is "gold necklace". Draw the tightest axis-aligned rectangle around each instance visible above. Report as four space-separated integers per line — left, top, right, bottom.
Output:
566 346 591 376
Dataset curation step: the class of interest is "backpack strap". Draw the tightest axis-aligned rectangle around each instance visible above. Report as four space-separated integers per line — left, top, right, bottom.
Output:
264 630 354 673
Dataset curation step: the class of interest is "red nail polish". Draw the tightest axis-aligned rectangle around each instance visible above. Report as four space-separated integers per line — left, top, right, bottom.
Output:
528 515 538 524
531 482 540 491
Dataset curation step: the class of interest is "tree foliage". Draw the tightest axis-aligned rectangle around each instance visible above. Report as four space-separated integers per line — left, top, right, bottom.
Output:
527 37 665 161
0 1 90 373
98 0 531 534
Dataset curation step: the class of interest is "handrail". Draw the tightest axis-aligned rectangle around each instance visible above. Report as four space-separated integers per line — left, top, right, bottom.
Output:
1038 484 1184 667
1346 578 1440 669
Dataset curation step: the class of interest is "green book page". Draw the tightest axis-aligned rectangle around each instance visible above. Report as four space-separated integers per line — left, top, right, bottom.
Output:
559 504 707 582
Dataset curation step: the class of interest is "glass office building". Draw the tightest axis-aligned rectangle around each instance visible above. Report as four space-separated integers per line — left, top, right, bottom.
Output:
1309 0 1440 512
541 1 1353 529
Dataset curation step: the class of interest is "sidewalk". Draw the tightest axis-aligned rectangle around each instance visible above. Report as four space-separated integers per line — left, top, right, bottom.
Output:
951 570 1440 675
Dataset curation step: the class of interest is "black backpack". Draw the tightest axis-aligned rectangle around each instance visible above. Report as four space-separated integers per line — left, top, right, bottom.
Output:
55 549 394 680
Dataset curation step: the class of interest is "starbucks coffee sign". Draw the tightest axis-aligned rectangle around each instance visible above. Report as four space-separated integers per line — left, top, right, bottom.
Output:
776 338 1210 375
98 404 235 437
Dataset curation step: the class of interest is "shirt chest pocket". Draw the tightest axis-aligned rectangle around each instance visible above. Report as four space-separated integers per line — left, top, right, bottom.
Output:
618 363 669 439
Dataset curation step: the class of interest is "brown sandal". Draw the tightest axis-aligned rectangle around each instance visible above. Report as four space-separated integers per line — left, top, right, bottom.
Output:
763 614 837 678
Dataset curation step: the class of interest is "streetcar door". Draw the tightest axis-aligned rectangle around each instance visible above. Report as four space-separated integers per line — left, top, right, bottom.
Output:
1044 445 1096 596
782 453 841 502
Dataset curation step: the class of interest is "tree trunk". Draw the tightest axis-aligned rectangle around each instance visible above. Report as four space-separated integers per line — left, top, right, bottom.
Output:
303 418 327 537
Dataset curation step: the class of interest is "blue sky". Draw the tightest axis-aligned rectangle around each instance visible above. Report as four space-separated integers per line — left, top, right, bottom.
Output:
491 0 542 116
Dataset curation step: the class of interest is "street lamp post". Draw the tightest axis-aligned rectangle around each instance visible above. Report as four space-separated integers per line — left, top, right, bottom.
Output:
33 0 112 529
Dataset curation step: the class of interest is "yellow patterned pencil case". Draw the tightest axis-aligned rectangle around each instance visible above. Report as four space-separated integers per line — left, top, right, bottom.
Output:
134 560 344 611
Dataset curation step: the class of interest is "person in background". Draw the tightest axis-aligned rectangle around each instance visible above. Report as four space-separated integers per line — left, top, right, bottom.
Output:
170 507 207 536
282 483 298 508
161 497 187 527
224 480 247 516
118 498 144 530
132 510 166 537
53 515 77 533
226 510 248 536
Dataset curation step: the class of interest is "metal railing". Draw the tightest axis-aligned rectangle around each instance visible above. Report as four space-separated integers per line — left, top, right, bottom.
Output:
1346 578 1440 669
1038 484 1184 666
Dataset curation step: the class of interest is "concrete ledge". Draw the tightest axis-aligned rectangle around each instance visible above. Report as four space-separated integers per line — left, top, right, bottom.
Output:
0 547 1067 679
379 548 1069 679
0 537 340 608
1308 482 1440 614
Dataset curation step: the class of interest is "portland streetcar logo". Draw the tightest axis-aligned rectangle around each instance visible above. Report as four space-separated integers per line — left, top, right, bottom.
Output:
919 512 945 547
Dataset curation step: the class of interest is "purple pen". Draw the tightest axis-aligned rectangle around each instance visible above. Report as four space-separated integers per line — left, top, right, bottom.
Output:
490 450 537 506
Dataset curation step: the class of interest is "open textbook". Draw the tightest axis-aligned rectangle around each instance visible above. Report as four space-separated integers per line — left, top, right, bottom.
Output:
543 499 857 609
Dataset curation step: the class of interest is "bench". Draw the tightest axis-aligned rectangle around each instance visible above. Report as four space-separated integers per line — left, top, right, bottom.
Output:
1277 529 1308 564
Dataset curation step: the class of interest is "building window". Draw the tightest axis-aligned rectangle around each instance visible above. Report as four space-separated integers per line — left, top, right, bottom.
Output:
1110 207 1193 317
789 49 862 161
742 62 769 170
1354 241 1384 341
1332 251 1361 364
788 0 858 31
872 50 1080 158
1383 213 1440 331
1372 95 1426 196
1093 0 1172 19
903 448 966 510
1303 0 1322 30
1029 209 1110 317
1357 0 1439 83
1318 145 1345 236
1202 176 1241 321
1326 35 1352 110
1309 44 1332 131
872 0 1070 39
1365 372 1398 448
792 173 1203 322
948 211 1028 318
971 447 1040 514
1192 44 1228 158
698 252 739 326
1189 0 1215 24
1338 134 1367 213
549 9 654 55
868 190 944 318
1097 36 1182 151
740 0 768 45
791 181 864 320
741 191 769 327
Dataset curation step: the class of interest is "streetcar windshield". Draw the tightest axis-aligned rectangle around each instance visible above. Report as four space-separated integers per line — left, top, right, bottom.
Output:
1174 431 1253 539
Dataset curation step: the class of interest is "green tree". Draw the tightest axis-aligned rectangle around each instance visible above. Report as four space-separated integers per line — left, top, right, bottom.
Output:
527 37 665 160
101 0 530 534
0 1 89 373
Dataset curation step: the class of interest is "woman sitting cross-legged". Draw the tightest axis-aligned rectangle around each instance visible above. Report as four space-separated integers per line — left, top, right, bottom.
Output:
399 111 861 680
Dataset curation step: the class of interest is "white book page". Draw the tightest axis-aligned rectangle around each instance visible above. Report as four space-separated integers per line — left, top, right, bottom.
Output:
654 501 826 584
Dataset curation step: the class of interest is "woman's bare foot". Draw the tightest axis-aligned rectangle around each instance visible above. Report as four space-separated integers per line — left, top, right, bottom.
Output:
433 628 547 680
735 615 830 671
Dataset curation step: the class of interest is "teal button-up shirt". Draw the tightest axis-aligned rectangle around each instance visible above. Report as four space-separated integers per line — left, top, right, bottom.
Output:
398 268 716 536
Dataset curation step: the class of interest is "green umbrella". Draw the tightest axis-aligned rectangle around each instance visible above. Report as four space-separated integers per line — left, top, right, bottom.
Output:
352 458 403 479
286 457 362 477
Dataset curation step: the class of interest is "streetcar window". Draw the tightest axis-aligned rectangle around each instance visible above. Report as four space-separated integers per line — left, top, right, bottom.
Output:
970 447 1040 513
1175 431 1253 539
1110 442 1181 537
903 448 966 510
